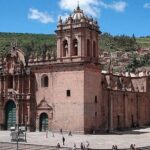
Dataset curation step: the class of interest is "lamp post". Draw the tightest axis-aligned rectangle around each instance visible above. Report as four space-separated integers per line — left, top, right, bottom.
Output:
16 131 19 150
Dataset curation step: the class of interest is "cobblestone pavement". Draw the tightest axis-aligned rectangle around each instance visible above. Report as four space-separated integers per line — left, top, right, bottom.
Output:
1 128 150 149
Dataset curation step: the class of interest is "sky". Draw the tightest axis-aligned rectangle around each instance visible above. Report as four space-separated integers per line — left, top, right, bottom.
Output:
0 0 150 37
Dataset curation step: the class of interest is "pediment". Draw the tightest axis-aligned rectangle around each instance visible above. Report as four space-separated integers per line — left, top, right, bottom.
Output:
37 99 53 110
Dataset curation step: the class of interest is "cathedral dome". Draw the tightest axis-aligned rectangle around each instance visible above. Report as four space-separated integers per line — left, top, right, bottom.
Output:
72 5 86 22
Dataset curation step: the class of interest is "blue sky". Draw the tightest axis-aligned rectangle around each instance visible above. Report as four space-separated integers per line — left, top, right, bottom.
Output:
0 0 150 37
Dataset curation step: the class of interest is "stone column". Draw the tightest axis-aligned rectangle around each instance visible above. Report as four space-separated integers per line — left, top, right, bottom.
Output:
136 93 139 126
124 92 128 127
110 94 113 130
67 36 71 58
27 104 30 131
4 76 6 94
16 102 19 129
21 101 24 125
0 105 3 130
108 90 113 131
36 115 39 132
28 75 31 94
18 75 20 93
0 77 1 92
13 75 15 89
78 35 82 57
57 37 62 59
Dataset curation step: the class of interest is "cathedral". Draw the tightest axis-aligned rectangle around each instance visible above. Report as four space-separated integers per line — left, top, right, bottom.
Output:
0 5 150 133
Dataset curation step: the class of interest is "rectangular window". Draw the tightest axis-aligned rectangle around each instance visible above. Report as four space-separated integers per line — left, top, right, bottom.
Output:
95 96 97 103
66 90 71 97
8 76 13 89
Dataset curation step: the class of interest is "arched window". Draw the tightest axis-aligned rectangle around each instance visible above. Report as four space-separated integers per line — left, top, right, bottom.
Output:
87 39 90 57
73 39 78 56
41 75 48 87
93 41 96 57
63 40 68 57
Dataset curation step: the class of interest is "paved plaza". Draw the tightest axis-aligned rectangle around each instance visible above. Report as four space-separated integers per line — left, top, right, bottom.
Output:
0 128 150 149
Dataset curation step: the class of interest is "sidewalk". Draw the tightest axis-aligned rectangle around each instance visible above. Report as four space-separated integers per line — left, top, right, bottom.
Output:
0 127 150 149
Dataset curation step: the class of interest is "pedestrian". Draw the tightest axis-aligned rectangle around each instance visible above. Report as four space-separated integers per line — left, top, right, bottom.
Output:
57 143 60 149
68 131 72 136
62 136 65 145
60 128 62 134
112 145 115 150
115 145 118 150
86 141 90 149
72 143 76 150
81 142 84 150
52 131 55 137
130 144 135 150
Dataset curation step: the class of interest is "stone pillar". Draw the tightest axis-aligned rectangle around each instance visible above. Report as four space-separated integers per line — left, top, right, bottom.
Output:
110 95 113 130
136 93 139 126
0 77 1 92
68 36 71 57
28 75 31 94
13 75 15 89
27 104 30 131
108 90 113 131
124 93 128 128
78 35 82 57
18 75 20 92
4 76 6 94
57 37 61 59
21 101 24 125
0 105 3 130
16 102 19 129
36 115 39 132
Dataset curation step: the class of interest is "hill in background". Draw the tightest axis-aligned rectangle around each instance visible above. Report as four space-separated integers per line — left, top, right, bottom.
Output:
0 32 150 72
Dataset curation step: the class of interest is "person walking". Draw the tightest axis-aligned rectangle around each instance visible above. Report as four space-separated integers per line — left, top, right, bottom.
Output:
62 136 65 145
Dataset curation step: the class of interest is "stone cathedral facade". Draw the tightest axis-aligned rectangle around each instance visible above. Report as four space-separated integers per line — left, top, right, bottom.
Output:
0 6 150 133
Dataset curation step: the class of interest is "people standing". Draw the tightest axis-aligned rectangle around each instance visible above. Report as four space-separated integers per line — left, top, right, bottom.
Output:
72 143 76 150
57 143 60 150
81 142 84 150
62 136 65 145
60 128 62 134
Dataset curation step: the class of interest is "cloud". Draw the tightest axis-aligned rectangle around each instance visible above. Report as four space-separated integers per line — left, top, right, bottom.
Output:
28 8 54 24
144 3 150 9
58 0 127 17
100 1 127 12
58 13 69 22
59 0 100 17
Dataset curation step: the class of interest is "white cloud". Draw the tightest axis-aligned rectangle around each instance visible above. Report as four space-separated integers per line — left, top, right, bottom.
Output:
58 13 69 22
144 3 150 9
100 1 127 12
28 8 54 24
59 0 100 17
59 0 127 17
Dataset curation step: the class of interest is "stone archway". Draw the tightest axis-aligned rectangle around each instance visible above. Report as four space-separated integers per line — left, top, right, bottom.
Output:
39 113 48 132
5 100 16 130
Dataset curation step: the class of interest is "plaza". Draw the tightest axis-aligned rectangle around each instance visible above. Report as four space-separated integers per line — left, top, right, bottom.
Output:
1 128 150 149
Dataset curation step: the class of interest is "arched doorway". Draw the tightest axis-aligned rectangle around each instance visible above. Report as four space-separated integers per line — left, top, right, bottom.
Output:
5 100 16 130
39 113 48 131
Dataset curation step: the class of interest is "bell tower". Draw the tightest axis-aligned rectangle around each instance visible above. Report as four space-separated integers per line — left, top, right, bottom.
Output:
56 5 101 63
